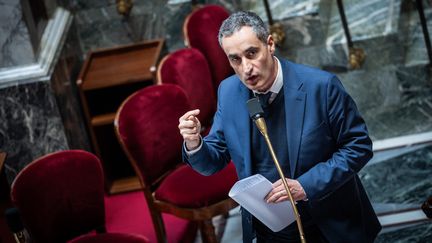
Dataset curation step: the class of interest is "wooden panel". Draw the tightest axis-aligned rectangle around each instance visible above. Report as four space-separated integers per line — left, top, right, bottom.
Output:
0 152 6 172
91 113 116 126
78 40 163 91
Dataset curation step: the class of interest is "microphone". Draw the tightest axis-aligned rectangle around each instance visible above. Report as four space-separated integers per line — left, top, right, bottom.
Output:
246 97 267 136
247 97 307 243
5 207 28 243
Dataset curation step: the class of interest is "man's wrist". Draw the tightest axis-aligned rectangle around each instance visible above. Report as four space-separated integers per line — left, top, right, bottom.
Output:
186 141 200 151
184 136 203 155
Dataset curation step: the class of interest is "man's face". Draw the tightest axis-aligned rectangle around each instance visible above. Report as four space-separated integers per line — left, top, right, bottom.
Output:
221 26 276 92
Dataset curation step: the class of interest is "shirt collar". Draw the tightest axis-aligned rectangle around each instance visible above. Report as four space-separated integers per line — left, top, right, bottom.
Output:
254 56 283 95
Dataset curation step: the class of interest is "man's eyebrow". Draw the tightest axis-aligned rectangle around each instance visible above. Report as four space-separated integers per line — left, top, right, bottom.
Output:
245 47 259 52
228 54 239 59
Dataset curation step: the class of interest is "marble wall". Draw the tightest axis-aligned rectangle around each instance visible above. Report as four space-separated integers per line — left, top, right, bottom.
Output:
326 0 402 44
0 8 89 184
0 81 69 183
242 0 320 21
56 0 275 57
0 0 35 69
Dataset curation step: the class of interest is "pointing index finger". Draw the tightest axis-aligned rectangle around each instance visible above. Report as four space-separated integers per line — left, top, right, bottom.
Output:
180 109 200 121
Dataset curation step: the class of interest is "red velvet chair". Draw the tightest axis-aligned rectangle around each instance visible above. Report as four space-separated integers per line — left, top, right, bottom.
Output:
114 84 238 243
183 4 234 92
10 150 149 243
156 48 216 135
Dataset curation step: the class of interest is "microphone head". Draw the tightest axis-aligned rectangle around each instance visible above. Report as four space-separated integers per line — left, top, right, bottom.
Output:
5 207 24 233
247 97 264 120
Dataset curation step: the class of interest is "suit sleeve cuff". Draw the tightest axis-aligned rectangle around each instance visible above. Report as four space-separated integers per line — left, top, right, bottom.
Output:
184 135 203 156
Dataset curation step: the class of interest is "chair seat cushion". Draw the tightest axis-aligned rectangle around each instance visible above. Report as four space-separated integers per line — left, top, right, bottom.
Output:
154 162 237 208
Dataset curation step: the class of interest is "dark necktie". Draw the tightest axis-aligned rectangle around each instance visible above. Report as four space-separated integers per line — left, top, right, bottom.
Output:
257 92 273 108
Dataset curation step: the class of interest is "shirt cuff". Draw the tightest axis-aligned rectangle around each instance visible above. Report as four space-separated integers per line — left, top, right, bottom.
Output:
297 180 308 201
184 135 203 156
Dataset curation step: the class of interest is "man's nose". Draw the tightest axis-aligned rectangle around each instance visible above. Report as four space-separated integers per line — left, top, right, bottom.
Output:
243 59 252 75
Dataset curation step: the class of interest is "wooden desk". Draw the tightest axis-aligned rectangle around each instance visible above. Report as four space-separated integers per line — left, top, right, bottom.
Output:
77 39 164 194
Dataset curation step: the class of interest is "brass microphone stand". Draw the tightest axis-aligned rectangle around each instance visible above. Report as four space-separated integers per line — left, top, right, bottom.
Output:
254 117 307 243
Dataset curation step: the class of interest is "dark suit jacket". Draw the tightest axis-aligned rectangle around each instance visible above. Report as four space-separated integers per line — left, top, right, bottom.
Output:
183 59 381 243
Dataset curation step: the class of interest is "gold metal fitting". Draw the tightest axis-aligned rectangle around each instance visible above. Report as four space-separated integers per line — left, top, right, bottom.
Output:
270 22 286 46
349 47 365 69
116 0 133 16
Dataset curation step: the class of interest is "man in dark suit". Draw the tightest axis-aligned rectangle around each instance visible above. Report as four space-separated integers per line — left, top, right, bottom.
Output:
178 11 381 243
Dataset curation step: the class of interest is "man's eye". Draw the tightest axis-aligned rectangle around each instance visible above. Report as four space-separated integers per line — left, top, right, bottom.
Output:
246 51 256 58
230 57 240 63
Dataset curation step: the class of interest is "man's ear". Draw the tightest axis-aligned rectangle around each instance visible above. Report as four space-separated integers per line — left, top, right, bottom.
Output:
267 35 275 54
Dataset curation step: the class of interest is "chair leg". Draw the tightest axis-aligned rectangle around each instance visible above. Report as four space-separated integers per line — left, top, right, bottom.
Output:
150 210 167 243
199 219 217 243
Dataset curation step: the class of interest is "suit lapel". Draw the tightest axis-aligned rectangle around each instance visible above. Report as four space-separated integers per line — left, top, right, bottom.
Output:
281 60 306 178
234 82 253 177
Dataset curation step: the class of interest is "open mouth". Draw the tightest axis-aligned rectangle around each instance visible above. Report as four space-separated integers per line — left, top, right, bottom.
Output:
246 75 258 84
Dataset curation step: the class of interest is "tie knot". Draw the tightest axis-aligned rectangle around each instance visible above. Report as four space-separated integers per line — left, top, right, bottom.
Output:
257 92 273 107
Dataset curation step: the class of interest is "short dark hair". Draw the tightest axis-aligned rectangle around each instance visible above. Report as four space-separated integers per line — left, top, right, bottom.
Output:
218 11 269 46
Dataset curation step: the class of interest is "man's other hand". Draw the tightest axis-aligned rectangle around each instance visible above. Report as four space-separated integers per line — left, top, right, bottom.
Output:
265 178 306 203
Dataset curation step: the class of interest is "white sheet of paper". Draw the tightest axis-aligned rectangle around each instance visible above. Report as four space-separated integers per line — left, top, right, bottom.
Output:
228 174 296 232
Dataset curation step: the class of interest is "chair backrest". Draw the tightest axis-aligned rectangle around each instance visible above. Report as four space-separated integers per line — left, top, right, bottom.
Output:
183 4 233 91
157 48 216 129
115 84 190 188
10 150 106 242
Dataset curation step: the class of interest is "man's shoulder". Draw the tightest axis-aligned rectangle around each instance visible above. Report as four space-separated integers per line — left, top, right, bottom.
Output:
219 74 242 92
279 58 337 89
281 58 334 79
